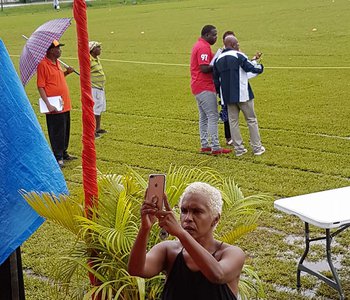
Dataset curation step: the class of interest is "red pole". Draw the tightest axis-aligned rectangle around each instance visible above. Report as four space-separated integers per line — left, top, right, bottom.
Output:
73 0 98 214
73 0 100 296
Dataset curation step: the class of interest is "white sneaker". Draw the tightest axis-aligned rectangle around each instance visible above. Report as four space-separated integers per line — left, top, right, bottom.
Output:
235 148 248 157
254 146 266 156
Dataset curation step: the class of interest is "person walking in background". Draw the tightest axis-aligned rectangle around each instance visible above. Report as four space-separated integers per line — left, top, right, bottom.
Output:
89 41 107 139
190 25 232 155
128 182 245 300
37 39 76 168
53 0 60 10
213 35 265 156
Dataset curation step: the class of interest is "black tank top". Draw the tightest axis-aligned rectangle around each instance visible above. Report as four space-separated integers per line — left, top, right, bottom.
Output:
161 249 238 300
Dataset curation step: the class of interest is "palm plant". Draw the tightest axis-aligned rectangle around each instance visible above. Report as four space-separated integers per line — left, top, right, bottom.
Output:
23 165 269 299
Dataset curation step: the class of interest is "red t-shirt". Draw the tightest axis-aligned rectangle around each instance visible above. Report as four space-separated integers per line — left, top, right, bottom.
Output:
190 38 216 95
37 57 71 113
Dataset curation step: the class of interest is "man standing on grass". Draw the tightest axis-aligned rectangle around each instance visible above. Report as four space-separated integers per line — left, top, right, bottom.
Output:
213 35 265 157
53 0 60 9
37 39 77 168
190 25 232 155
89 41 107 139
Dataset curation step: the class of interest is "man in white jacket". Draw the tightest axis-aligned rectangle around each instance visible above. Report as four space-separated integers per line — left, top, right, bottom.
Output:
213 35 265 156
53 0 60 9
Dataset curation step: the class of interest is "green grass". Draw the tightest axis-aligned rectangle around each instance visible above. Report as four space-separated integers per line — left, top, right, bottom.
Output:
1 0 350 298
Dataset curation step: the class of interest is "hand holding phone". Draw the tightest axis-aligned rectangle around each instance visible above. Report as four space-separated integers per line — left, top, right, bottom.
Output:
147 174 169 240
147 174 166 211
252 51 263 62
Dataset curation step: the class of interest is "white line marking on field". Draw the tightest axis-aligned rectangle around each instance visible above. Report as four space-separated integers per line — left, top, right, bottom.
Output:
101 58 189 67
311 133 350 140
73 57 350 69
261 127 350 141
10 54 350 69
267 66 350 70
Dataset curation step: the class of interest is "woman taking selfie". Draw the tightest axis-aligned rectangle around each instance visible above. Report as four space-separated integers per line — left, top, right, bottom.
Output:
128 182 245 300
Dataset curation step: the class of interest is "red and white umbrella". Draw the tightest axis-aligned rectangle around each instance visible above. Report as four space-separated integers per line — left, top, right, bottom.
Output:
19 18 72 86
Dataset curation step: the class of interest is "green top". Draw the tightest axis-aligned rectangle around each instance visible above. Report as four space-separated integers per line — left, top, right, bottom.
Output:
90 55 106 89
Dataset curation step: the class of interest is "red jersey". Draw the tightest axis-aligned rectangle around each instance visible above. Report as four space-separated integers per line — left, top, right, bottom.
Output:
37 57 71 113
190 38 216 95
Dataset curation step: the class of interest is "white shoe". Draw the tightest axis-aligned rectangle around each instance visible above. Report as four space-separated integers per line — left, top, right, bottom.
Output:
235 148 248 157
57 159 64 168
254 146 266 156
226 139 233 145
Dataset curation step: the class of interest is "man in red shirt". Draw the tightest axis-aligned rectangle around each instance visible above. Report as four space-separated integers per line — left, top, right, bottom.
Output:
37 40 76 168
190 25 232 155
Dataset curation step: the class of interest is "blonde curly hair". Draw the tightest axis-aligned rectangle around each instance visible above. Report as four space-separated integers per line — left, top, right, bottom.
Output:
179 182 223 216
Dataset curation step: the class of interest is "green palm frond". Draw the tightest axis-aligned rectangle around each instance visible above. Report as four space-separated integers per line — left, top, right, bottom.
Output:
100 172 144 200
125 166 148 191
96 177 124 227
114 191 133 231
76 217 135 255
83 269 159 300
239 264 266 299
168 164 222 183
144 276 165 300
136 276 145 300
219 211 262 230
64 255 109 283
53 255 85 286
77 186 139 255
83 283 115 300
221 178 271 209
232 195 271 215
220 178 245 203
21 191 83 235
217 209 262 244
216 224 258 244
165 165 222 206
99 173 124 188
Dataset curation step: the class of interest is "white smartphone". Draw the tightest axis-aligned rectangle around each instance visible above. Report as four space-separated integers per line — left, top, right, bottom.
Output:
147 174 166 211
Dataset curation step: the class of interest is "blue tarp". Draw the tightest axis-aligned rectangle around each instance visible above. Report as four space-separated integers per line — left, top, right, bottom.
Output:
0 39 68 265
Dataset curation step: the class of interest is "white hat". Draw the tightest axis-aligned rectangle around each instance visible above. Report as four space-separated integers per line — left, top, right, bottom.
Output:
89 41 101 51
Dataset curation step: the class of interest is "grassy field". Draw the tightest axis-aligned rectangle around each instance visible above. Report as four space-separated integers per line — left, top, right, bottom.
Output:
1 0 350 298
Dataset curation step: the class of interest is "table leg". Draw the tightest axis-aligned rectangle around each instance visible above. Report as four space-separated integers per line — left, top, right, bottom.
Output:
325 229 344 300
297 222 310 289
297 223 346 300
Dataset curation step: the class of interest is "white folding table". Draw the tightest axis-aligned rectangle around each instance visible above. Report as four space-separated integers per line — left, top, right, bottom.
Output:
274 186 350 300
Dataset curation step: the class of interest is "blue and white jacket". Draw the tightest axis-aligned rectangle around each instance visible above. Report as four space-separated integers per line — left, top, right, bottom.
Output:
213 48 263 104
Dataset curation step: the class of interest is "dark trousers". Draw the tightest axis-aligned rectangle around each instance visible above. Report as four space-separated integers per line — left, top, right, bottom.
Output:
0 248 25 300
46 111 70 161
224 121 231 139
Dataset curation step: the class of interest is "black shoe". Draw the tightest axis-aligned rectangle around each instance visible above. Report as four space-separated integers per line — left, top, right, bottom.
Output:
96 129 107 134
63 154 78 161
